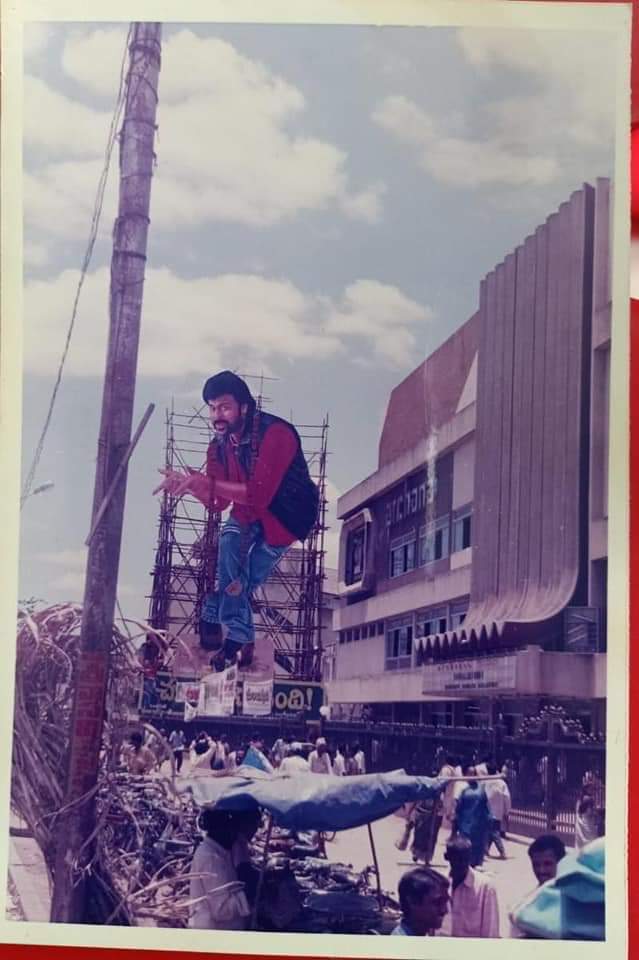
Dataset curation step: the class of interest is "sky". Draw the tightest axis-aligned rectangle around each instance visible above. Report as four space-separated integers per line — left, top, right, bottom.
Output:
19 20 616 622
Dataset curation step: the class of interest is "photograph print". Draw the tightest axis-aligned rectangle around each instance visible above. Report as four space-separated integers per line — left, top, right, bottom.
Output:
2 3 629 956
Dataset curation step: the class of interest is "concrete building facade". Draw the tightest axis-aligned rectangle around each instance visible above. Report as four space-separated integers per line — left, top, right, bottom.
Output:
325 180 610 739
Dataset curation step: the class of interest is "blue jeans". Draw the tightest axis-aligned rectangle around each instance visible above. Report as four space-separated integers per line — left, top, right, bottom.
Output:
217 519 287 646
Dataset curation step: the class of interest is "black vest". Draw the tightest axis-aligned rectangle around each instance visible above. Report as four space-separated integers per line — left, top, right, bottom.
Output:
213 410 319 542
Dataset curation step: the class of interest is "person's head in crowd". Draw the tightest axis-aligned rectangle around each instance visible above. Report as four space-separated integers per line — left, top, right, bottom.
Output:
397 867 450 935
486 761 498 776
290 741 304 757
337 742 346 756
316 737 328 756
194 739 210 756
445 836 473 886
445 754 456 767
250 734 264 751
129 732 144 751
200 807 260 849
353 742 361 754
528 835 566 886
463 763 478 785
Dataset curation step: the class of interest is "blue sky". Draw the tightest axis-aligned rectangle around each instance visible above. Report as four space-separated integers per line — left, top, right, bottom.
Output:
19 21 616 620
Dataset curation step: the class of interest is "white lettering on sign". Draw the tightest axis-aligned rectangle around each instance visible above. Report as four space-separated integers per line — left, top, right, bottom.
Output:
385 481 428 528
422 656 517 694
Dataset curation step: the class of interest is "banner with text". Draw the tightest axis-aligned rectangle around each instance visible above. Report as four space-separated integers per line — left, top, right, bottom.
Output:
197 665 238 717
422 656 517 695
242 678 274 716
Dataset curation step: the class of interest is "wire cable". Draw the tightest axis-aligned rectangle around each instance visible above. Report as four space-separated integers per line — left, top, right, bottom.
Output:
21 24 134 506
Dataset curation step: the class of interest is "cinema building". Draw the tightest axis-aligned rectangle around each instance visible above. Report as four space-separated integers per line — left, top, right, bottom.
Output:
324 181 610 749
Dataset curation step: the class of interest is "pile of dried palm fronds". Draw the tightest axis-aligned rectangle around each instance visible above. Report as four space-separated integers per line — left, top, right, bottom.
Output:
11 602 205 925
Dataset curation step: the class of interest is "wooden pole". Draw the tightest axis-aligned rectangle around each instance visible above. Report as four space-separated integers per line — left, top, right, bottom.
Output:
50 23 162 924
366 822 383 908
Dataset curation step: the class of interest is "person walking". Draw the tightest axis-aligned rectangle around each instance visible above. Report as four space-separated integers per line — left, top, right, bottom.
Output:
333 743 346 776
444 836 500 938
308 737 333 774
575 786 600 849
453 765 491 868
411 790 444 866
483 761 511 859
168 728 186 773
154 371 319 671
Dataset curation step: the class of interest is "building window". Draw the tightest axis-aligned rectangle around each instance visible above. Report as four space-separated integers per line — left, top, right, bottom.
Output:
453 510 472 552
354 627 360 642
345 526 365 585
361 625 368 639
345 629 352 643
416 607 448 639
377 620 385 635
389 532 417 578
418 516 450 565
339 631 345 645
385 619 413 671
449 597 469 630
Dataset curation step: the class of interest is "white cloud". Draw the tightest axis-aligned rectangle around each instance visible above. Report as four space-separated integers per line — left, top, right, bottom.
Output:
373 95 558 188
24 75 113 159
373 29 614 190
24 241 49 268
24 267 430 376
26 28 383 235
324 279 432 367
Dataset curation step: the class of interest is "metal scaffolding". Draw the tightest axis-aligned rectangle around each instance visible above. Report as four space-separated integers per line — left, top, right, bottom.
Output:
147 395 329 681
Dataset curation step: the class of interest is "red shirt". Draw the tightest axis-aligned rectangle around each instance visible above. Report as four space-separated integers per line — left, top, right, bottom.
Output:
206 422 298 546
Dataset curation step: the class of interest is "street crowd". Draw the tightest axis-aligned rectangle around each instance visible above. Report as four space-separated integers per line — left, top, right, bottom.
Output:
120 729 604 939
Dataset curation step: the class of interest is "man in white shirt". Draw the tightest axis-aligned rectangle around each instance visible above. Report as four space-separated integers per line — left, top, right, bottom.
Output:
444 836 500 938
438 755 458 831
333 743 346 777
278 742 311 776
308 737 333 774
483 761 511 859
189 807 260 929
353 743 366 775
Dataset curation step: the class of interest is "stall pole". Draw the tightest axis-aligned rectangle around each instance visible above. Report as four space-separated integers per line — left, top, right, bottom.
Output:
367 823 383 907
250 814 273 930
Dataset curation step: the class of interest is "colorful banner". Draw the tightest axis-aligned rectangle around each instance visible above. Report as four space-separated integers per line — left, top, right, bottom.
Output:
242 678 274 716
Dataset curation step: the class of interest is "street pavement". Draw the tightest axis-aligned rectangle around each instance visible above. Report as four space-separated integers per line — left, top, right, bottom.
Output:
324 813 573 939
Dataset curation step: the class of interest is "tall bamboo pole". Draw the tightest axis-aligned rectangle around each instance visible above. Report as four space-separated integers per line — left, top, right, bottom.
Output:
50 23 162 924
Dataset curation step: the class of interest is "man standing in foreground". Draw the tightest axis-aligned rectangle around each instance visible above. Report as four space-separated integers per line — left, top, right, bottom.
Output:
391 867 450 936
155 371 319 670
444 836 500 938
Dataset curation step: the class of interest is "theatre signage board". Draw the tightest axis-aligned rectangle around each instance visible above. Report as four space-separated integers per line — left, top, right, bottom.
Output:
423 656 517 694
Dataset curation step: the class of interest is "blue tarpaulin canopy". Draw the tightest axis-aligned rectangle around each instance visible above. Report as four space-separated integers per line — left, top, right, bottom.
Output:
180 770 444 832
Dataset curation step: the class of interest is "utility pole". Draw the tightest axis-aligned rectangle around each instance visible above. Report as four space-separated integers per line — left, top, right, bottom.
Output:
50 23 162 924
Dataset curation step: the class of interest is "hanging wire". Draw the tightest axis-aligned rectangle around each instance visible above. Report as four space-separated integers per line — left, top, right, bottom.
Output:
21 24 135 507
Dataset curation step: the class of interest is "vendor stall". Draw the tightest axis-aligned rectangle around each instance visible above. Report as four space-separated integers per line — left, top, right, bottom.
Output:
179 769 445 934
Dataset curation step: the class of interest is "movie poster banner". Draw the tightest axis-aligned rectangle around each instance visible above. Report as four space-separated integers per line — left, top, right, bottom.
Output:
197 665 237 717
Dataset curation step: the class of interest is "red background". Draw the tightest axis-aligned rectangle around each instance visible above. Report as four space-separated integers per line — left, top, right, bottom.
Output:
3 2 637 958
